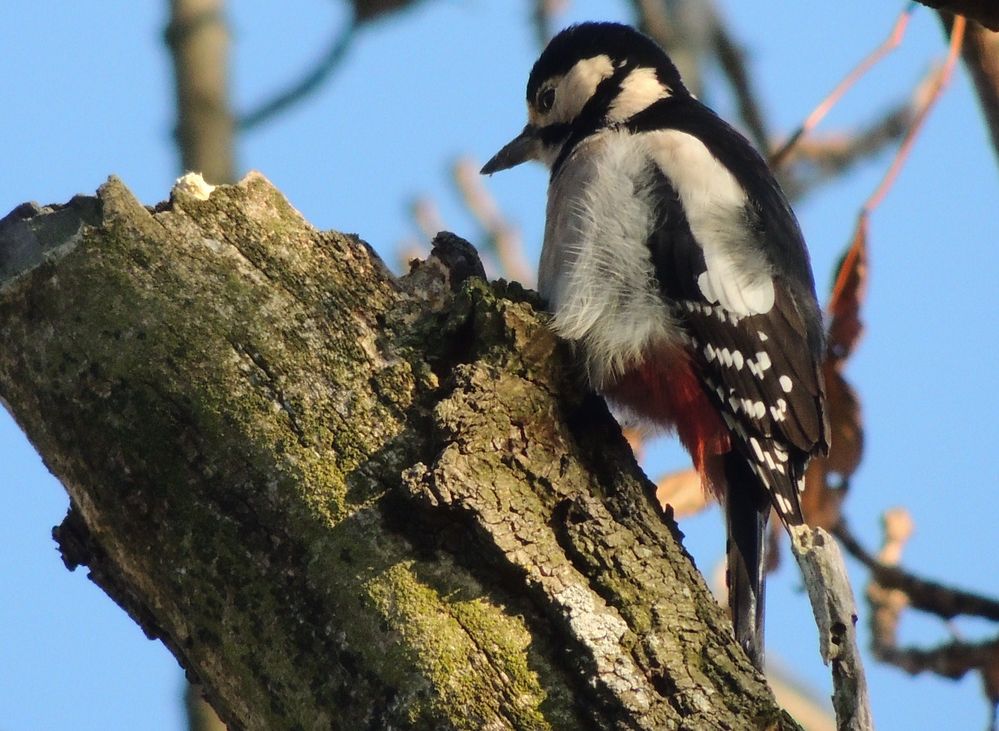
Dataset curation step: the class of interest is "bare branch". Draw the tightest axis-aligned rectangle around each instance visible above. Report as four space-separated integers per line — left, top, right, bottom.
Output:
453 157 534 285
186 683 227 731
842 510 999 724
919 0 999 31
239 21 356 131
772 6 915 169
783 99 914 200
532 0 566 47
834 521 999 622
629 0 717 97
410 195 445 242
941 14 999 171
165 0 235 183
712 19 770 152
868 17 965 215
351 0 425 23
789 525 873 731
655 468 710 519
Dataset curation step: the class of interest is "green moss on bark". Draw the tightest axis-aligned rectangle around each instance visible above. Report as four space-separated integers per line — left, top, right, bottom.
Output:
0 175 799 731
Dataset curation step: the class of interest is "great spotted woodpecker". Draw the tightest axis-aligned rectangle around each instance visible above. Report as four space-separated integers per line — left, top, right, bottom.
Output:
481 22 829 669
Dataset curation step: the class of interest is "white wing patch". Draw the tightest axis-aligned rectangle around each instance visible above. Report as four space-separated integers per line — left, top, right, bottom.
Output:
696 258 775 315
647 129 775 316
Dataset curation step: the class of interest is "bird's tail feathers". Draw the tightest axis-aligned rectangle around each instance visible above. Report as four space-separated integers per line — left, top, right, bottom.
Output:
724 453 770 669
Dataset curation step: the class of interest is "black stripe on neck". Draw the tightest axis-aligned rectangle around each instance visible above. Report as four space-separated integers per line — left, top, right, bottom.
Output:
549 62 636 177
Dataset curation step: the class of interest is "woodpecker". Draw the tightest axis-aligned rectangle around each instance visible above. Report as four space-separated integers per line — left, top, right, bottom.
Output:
481 22 828 669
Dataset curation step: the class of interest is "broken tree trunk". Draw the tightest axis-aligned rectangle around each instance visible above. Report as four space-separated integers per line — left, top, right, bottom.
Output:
0 173 798 730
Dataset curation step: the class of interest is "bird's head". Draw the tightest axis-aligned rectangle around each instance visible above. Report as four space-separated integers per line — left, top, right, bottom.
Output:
481 22 687 174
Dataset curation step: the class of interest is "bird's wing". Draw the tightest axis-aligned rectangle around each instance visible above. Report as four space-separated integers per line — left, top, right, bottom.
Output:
644 157 826 524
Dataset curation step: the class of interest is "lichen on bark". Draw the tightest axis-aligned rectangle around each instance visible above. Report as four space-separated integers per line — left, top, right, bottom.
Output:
0 174 798 730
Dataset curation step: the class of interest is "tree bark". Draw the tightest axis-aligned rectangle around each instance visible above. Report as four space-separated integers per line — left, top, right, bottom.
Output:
0 174 798 730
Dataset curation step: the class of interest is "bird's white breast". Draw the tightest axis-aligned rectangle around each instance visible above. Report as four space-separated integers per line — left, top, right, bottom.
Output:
540 130 684 389
539 127 777 392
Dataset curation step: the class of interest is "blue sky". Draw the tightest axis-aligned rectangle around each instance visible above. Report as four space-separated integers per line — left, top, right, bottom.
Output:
1 2 996 729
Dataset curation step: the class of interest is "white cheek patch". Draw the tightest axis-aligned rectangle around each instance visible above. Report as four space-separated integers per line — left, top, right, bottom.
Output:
608 67 670 121
648 130 775 316
552 55 615 124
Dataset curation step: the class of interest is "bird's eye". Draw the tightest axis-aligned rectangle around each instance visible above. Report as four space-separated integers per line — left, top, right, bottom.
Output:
537 87 556 114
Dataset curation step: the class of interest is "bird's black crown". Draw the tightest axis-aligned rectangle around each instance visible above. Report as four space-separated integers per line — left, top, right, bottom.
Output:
526 22 687 104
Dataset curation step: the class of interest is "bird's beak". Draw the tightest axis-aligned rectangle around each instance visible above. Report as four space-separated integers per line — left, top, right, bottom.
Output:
481 125 540 174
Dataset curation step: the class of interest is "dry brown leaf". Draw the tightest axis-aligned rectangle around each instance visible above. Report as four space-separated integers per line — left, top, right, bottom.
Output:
801 218 868 529
656 468 711 519
827 217 869 362
621 426 645 460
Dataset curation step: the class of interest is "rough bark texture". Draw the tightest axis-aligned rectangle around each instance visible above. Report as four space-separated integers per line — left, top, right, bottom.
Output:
789 526 871 731
0 174 799 730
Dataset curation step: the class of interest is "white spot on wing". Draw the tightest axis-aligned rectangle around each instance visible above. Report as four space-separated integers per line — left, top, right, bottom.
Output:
775 492 793 516
779 375 793 393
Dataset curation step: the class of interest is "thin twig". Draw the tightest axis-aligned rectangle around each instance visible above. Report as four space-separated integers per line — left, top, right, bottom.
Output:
771 5 916 168
783 99 914 199
944 15 999 171
847 509 999 727
532 0 565 47
453 157 533 285
239 20 357 131
712 20 770 152
834 521 999 621
863 14 966 213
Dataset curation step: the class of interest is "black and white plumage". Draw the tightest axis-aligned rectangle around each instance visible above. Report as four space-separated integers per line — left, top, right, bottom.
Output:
481 22 828 668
